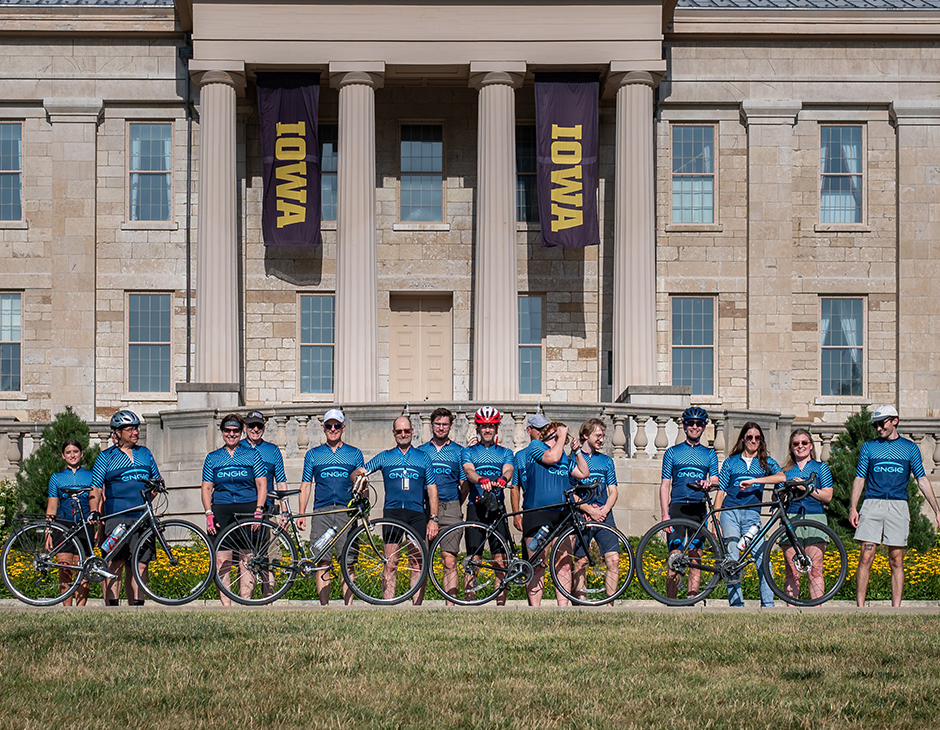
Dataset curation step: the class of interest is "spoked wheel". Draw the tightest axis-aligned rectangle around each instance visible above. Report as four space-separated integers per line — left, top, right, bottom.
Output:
636 518 721 606
551 523 635 606
1 523 86 607
212 519 297 606
133 520 216 605
341 519 429 605
428 521 511 606
762 519 847 607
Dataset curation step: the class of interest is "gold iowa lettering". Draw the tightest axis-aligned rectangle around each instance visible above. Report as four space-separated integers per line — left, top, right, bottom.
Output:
550 124 583 232
275 122 306 228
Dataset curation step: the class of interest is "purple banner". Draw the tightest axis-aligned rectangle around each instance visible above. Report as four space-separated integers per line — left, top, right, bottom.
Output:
534 73 600 248
257 72 321 247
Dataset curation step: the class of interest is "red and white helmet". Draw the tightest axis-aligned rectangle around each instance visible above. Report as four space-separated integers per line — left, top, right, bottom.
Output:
474 406 502 425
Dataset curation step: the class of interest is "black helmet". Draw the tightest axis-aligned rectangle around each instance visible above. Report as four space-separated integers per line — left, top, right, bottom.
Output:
109 410 141 430
681 407 709 423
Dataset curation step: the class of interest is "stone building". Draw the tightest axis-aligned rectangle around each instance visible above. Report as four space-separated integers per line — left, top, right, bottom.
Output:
1 0 939 525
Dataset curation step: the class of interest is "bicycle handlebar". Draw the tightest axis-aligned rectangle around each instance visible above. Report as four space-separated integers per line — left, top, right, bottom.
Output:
773 473 818 502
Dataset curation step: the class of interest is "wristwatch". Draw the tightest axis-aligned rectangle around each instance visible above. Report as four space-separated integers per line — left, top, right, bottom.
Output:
430 515 439 523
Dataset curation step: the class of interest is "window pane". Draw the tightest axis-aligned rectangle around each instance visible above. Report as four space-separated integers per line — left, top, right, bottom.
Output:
0 124 22 221
672 347 714 397
671 297 715 396
0 123 22 172
128 344 170 393
300 345 334 394
516 126 539 223
128 294 170 393
821 348 863 397
821 297 864 397
320 125 338 222
820 125 862 224
672 125 715 224
129 172 171 222
401 125 442 173
400 174 442 222
519 345 542 395
299 295 335 394
400 125 443 222
0 293 21 342
300 295 335 345
672 125 714 175
518 296 542 345
130 123 171 172
129 123 171 222
0 342 20 392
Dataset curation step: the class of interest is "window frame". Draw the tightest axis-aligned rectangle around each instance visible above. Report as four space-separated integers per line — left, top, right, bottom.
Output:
819 296 866 399
518 293 545 397
669 295 717 397
0 121 23 223
0 292 22 393
818 123 866 227
319 123 338 224
670 123 717 226
515 124 539 225
398 122 445 223
125 291 173 395
126 121 173 223
297 292 336 397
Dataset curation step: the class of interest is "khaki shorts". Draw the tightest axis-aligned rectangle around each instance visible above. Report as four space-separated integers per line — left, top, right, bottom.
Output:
855 498 909 548
781 512 830 545
310 507 353 563
436 500 464 554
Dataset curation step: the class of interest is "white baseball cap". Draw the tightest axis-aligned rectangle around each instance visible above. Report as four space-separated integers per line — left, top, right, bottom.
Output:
323 408 345 424
869 405 899 423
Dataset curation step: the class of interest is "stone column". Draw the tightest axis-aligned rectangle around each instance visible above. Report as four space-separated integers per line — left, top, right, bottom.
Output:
891 102 940 417
470 62 525 401
330 63 384 403
43 98 103 421
610 70 657 398
188 65 245 407
741 101 800 412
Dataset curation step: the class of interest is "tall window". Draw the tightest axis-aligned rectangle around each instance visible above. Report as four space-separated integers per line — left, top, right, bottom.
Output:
320 124 338 222
518 295 543 395
129 122 172 222
671 125 715 224
128 293 171 393
821 297 864 397
516 125 538 223
671 297 715 396
300 294 335 394
0 123 22 222
0 293 21 392
820 125 863 224
400 124 442 222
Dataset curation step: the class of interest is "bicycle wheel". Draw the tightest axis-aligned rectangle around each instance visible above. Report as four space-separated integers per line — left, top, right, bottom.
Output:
428 521 511 606
213 519 297 606
636 518 721 606
133 520 215 606
551 523 634 606
1 522 86 606
341 519 429 605
762 519 847 607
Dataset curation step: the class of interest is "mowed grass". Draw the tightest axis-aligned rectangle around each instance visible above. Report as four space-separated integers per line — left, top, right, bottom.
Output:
0 610 938 730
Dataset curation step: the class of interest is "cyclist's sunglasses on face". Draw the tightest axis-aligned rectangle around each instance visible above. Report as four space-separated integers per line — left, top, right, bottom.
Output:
222 428 241 435
394 428 413 435
792 439 812 447
683 420 705 428
745 434 762 442
324 422 343 431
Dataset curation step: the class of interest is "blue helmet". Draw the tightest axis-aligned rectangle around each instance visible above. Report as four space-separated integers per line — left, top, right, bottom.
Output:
681 407 709 424
110 410 141 430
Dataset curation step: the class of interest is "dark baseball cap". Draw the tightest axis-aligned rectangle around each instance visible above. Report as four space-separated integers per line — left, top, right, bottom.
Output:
245 410 265 426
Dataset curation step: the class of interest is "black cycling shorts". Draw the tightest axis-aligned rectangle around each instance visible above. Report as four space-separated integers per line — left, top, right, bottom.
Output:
382 508 427 545
465 501 510 557
668 501 708 550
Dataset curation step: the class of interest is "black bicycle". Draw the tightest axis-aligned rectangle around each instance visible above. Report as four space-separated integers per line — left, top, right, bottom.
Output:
428 483 634 606
636 475 848 607
1 478 215 606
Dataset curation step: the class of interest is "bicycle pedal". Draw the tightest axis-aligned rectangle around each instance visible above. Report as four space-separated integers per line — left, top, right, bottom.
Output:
90 567 118 581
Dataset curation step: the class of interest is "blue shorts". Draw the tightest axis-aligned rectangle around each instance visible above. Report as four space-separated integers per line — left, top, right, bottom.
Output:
574 512 619 557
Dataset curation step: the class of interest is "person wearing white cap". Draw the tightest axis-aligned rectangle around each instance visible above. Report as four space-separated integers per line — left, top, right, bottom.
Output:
850 405 940 607
298 408 364 605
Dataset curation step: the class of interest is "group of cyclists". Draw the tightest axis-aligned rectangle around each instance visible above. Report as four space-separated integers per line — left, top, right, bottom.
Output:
43 400 940 608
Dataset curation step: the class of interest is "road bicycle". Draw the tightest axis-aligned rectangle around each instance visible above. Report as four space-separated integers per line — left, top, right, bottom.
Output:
428 482 634 606
1 478 214 606
635 474 848 607
211 486 429 605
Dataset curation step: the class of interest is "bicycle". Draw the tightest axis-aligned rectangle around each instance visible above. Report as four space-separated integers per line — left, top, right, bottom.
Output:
211 486 429 605
1 478 214 606
635 474 848 607
428 482 635 606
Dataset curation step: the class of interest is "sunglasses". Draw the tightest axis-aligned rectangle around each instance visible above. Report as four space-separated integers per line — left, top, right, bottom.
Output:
874 420 892 429
745 435 762 442
792 440 812 447
394 429 413 435
246 424 264 430
222 428 241 434
683 420 705 428
324 422 343 431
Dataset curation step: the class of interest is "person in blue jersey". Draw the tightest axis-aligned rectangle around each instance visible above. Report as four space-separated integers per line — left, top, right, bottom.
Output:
714 421 784 607
45 439 93 606
201 413 268 606
850 405 940 607
417 407 467 605
461 406 514 605
297 408 365 606
521 421 590 607
90 410 163 607
240 410 287 513
510 413 549 521
781 428 834 604
354 415 439 604
659 406 720 600
570 418 620 602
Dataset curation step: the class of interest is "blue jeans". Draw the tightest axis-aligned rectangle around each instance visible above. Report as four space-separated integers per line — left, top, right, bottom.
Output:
719 507 774 607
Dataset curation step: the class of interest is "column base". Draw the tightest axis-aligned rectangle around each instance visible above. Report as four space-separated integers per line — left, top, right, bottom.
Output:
176 383 242 410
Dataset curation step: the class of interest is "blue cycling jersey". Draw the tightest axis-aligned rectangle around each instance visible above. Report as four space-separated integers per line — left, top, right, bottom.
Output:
91 445 162 517
784 460 833 516
662 442 720 504
718 454 782 509
856 437 925 501
571 451 617 507
302 443 365 508
417 440 464 503
512 449 530 509
202 446 267 505
239 438 287 506
461 442 513 503
48 467 93 522
524 440 575 510
365 446 436 513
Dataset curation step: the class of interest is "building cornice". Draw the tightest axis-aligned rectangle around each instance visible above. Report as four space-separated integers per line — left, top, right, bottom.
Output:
669 8 940 36
0 4 178 34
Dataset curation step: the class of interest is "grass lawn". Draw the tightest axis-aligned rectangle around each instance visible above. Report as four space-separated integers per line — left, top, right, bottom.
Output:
0 611 938 730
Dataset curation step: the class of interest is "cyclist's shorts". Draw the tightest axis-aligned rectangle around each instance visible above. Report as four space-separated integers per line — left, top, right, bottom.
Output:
435 500 464 554
382 508 427 545
464 501 510 557
667 503 708 551
573 512 620 557
522 509 567 559
57 520 93 557
310 506 355 565
103 517 155 564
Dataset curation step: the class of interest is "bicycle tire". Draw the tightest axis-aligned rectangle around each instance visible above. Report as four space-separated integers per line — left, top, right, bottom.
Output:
1 522 86 607
212 518 298 606
340 518 429 605
762 519 847 607
132 519 215 606
551 522 634 606
428 521 511 606
636 518 722 606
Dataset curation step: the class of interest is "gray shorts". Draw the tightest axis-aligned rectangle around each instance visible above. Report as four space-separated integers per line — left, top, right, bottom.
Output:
435 500 463 554
310 507 353 564
855 498 909 547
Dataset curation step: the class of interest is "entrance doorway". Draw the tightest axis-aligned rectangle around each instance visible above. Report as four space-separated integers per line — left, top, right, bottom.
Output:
389 294 453 401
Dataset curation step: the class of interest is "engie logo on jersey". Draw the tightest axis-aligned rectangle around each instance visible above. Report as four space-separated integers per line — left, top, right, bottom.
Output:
873 463 906 474
388 468 419 480
433 466 455 476
677 469 704 480
218 469 250 479
320 469 350 479
119 470 150 482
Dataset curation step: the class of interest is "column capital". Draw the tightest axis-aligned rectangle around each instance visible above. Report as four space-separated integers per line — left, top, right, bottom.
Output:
740 100 801 127
42 98 103 125
468 61 526 90
330 62 385 90
891 100 940 126
189 60 247 92
606 61 666 93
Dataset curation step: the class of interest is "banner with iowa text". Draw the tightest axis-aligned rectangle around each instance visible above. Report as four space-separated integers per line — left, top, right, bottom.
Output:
257 72 321 247
534 73 600 248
